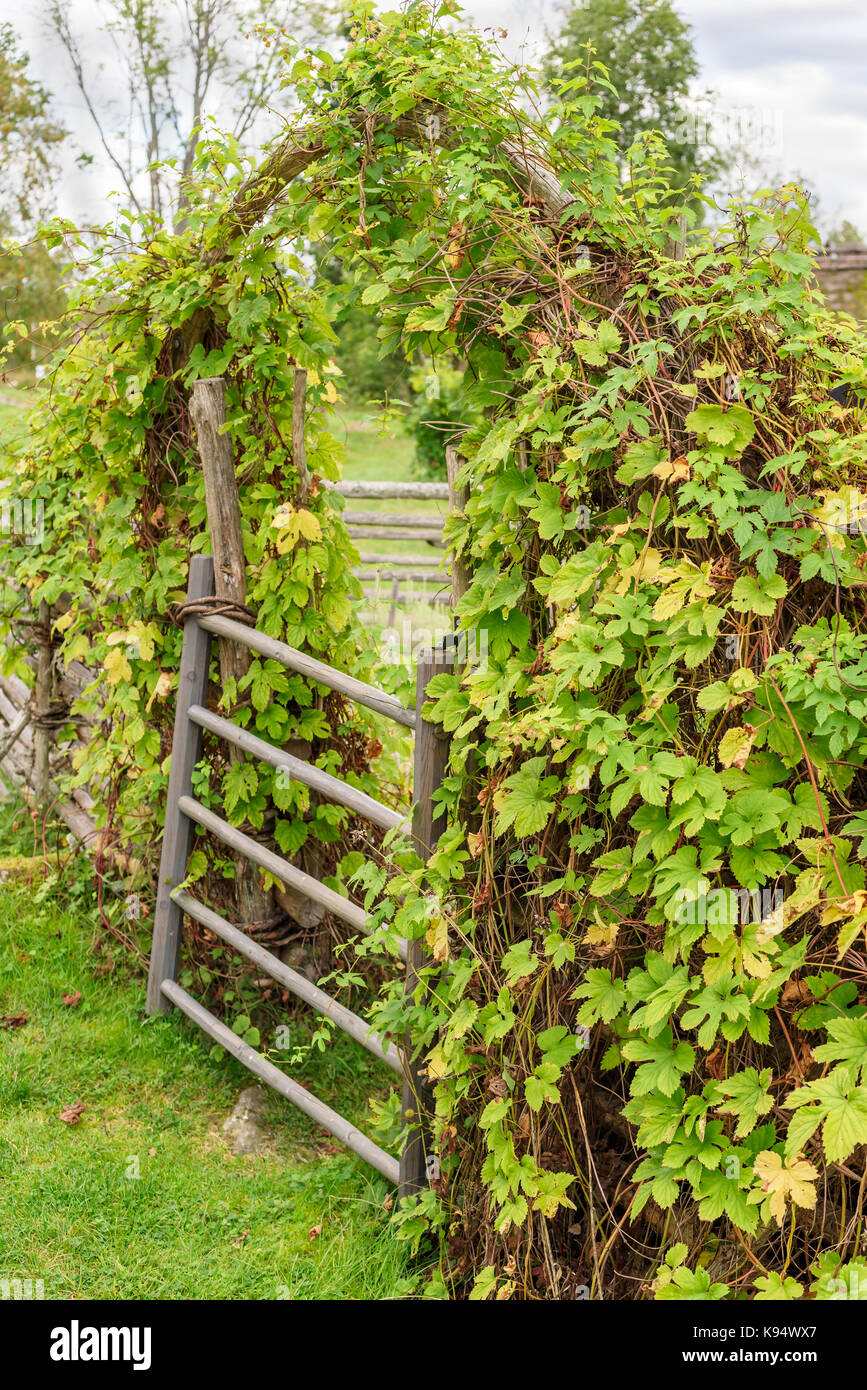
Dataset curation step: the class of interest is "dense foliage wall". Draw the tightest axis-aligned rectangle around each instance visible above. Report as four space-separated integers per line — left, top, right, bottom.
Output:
8 2 867 1300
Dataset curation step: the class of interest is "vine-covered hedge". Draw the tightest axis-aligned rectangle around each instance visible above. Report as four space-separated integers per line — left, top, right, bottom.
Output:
9 2 867 1300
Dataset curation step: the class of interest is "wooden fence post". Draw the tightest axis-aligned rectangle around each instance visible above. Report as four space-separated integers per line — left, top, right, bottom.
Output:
190 376 272 930
146 555 215 1015
293 367 311 503
445 445 470 615
33 599 54 806
399 639 454 1199
666 211 687 262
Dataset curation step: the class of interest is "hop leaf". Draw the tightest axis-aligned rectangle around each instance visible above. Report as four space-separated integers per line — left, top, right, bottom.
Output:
751 1150 817 1225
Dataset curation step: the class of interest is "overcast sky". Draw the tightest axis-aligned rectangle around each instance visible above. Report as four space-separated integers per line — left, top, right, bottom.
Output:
5 0 867 235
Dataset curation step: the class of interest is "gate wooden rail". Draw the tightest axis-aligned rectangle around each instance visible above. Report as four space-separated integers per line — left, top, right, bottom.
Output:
146 554 452 1195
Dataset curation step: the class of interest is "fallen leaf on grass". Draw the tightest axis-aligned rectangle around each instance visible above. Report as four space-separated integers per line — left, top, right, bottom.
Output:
62 991 81 1007
308 1225 322 1242
60 1101 86 1125
230 1231 250 1248
0 1013 27 1029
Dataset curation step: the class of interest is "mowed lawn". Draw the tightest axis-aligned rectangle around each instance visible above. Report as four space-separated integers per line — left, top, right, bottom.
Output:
0 866 413 1300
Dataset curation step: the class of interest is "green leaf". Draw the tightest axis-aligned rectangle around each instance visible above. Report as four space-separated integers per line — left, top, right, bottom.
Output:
573 969 626 1026
730 572 788 617
812 1016 867 1087
712 1067 774 1138
622 1028 695 1097
655 1265 728 1300
785 1073 867 1163
493 758 558 838
685 402 755 454
501 939 538 985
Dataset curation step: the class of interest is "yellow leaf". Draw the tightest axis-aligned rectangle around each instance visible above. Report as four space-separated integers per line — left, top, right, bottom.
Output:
552 611 583 643
128 620 158 661
821 890 867 959
426 1044 448 1079
272 506 322 553
603 520 631 544
585 905 619 953
821 888 867 926
651 454 691 485
718 724 755 769
756 870 822 945
425 906 449 963
652 586 687 620
295 509 322 542
752 1150 817 1225
145 671 173 712
323 380 338 403
103 646 132 686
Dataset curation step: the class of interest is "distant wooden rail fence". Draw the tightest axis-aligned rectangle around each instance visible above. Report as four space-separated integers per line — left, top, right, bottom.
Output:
328 476 455 613
147 554 453 1193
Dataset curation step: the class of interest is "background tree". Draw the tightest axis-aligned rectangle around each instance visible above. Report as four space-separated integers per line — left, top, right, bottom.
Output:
46 0 334 225
543 0 720 193
0 23 68 374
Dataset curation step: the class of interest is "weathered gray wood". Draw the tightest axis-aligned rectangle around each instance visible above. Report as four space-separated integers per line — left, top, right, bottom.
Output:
331 480 450 500
33 599 53 805
196 613 416 729
399 642 455 1200
343 510 444 528
348 526 445 544
186 703 406 832
177 794 409 963
190 379 248 630
172 889 402 1071
353 567 446 583
161 979 400 1183
446 445 471 614
666 211 688 261
293 367 311 502
0 705 29 763
275 882 325 931
358 552 441 568
362 588 450 607
146 555 215 1015
190 376 272 930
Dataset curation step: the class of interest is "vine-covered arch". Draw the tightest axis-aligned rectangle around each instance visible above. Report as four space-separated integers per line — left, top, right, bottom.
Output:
7 2 867 1300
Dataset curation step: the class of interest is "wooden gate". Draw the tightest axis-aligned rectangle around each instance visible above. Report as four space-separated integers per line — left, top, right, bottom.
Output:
146 554 451 1195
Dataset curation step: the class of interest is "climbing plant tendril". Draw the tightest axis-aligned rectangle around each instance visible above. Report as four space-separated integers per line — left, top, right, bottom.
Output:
6 2 867 1300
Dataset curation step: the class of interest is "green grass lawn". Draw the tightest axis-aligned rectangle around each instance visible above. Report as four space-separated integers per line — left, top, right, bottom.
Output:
0 385 32 451
0 856 416 1300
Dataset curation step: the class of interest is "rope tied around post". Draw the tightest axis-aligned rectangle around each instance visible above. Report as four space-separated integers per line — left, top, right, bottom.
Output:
31 701 71 731
172 595 256 628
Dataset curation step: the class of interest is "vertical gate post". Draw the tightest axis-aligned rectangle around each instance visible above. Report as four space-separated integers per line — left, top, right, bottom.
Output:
33 599 54 806
399 638 455 1199
190 375 273 931
146 555 215 1015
